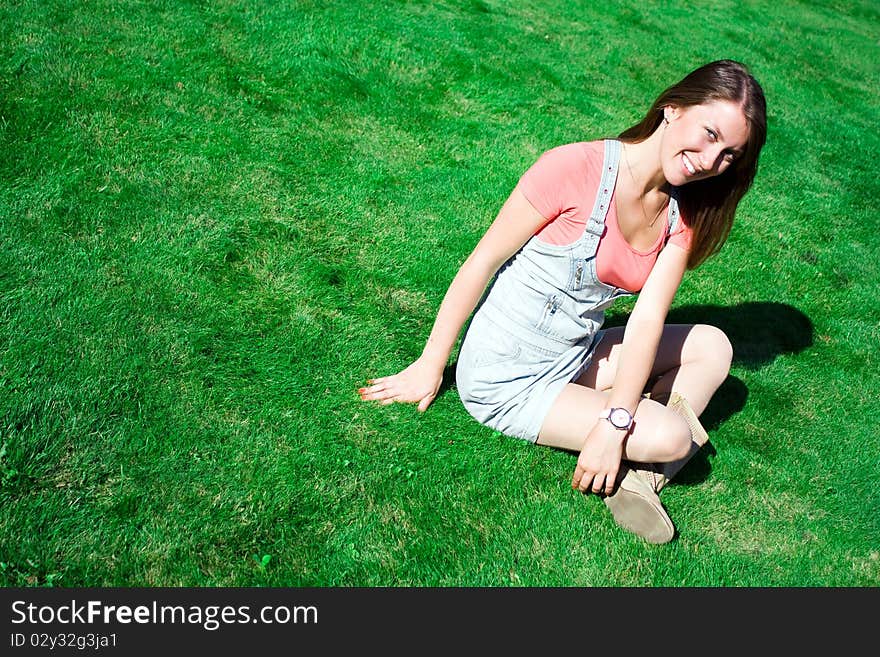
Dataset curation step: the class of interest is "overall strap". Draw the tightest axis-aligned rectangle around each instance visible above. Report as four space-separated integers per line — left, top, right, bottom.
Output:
584 139 621 238
667 191 680 234
661 189 684 254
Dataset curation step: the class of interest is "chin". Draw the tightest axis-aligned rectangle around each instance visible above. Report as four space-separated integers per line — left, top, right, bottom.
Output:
663 164 690 187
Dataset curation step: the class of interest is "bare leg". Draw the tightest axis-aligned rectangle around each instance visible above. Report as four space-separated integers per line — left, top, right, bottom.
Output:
587 323 733 416
536 324 732 544
536 385 693 462
537 323 732 457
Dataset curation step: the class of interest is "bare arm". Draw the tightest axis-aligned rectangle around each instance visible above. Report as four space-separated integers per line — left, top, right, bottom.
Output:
572 242 689 495
359 187 548 411
605 241 689 414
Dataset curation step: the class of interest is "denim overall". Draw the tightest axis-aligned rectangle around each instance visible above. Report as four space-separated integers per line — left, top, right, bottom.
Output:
456 139 680 442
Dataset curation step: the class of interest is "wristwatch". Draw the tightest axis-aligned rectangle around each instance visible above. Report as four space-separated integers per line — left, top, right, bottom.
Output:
598 407 634 431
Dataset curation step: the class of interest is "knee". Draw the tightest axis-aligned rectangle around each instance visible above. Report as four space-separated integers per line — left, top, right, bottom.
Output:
696 324 733 380
657 410 693 461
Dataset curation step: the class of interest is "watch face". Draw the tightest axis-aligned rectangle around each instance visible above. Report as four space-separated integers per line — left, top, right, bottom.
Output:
609 408 632 429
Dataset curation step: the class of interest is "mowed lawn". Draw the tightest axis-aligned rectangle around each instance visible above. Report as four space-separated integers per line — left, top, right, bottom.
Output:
1 0 878 586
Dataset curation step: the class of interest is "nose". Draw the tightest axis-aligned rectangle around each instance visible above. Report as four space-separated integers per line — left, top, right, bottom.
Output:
700 144 726 171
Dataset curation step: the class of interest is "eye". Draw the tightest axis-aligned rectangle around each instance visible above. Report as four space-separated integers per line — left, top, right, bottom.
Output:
722 150 737 162
706 128 718 141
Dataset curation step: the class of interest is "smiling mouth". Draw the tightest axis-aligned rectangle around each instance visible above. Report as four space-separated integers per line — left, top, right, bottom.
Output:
683 154 697 175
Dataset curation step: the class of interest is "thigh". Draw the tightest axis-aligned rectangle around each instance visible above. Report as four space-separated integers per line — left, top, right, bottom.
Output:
575 324 704 391
536 383 690 461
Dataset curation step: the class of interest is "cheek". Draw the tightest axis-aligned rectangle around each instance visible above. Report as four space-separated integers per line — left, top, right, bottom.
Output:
665 124 701 156
661 129 683 162
662 153 688 185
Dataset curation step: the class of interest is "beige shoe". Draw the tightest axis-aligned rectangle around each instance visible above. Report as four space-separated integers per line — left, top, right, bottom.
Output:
603 393 710 542
652 392 710 490
668 392 710 448
603 467 675 544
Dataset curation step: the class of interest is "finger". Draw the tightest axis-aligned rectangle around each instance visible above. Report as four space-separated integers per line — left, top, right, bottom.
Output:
417 396 432 412
362 382 388 394
374 387 396 403
591 473 606 495
571 466 584 489
604 470 618 496
359 382 393 400
578 472 595 493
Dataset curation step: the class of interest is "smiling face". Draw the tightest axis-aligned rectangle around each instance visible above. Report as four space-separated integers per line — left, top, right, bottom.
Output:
660 100 750 186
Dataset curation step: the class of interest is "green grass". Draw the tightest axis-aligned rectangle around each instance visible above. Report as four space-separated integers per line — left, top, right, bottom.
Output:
1 0 878 586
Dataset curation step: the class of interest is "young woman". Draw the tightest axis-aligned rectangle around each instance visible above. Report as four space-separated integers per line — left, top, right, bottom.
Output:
359 60 767 543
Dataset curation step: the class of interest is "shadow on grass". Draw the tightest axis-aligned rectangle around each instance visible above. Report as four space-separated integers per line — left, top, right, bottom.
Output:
441 301 814 485
440 363 459 399
609 300 814 486
669 301 813 371
605 300 815 369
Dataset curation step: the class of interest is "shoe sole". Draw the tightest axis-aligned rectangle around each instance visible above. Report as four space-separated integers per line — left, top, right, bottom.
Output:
603 471 675 544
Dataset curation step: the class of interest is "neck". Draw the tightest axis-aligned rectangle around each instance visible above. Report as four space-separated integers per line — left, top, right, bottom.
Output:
621 130 668 197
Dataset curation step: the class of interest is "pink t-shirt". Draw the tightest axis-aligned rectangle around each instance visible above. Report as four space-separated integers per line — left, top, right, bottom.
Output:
517 141 692 292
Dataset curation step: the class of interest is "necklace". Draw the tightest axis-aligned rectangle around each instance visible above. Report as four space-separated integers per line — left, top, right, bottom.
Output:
622 144 666 228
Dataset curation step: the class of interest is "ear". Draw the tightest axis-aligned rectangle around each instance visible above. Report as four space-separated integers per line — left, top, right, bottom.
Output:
664 105 681 122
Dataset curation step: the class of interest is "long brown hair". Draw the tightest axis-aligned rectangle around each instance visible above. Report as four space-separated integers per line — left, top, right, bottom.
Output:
619 60 767 268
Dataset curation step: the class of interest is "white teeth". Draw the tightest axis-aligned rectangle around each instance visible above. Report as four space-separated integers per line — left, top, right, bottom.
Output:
683 154 696 174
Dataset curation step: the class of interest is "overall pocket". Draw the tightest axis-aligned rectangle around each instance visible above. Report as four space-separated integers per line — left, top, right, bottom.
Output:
568 257 594 291
470 339 522 369
535 294 560 333
460 320 522 370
